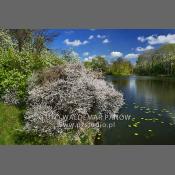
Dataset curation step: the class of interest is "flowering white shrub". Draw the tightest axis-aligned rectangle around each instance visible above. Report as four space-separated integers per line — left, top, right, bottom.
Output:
24 63 124 136
0 29 15 49
1 90 20 105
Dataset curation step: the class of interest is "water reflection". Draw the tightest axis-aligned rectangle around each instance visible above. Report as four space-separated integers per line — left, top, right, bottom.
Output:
103 75 175 144
135 77 175 105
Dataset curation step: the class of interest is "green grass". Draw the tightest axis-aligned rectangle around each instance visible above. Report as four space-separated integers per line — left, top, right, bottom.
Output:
0 102 66 145
0 102 23 144
0 102 97 145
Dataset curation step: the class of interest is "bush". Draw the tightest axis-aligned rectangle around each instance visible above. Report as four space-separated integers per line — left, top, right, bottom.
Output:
0 29 15 49
15 128 97 145
0 69 28 104
0 48 64 104
24 63 124 140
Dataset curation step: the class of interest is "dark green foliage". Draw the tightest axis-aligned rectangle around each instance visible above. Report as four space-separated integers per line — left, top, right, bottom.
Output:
15 128 97 145
135 44 175 76
33 29 60 55
9 29 33 52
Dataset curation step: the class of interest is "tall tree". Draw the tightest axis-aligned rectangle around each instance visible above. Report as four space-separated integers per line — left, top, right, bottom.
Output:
84 56 108 72
135 44 175 75
9 29 32 52
110 58 133 75
33 29 60 54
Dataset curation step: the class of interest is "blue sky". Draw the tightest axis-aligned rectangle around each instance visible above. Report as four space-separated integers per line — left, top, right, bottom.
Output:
47 29 175 64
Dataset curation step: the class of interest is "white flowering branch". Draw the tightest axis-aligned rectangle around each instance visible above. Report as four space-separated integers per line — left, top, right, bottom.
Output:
24 63 124 136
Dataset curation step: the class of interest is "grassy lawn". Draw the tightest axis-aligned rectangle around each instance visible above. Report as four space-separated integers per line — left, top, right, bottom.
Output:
0 102 23 144
0 102 97 145
0 102 59 145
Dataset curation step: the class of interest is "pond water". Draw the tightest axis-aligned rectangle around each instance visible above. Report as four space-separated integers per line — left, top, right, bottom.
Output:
102 75 175 144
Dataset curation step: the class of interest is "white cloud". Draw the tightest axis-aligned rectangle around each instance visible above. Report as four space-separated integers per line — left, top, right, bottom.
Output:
137 36 146 42
84 55 96 61
97 34 106 39
148 34 175 45
136 45 154 52
110 51 123 58
88 35 94 40
83 40 89 44
137 34 175 45
64 39 89 46
83 52 89 56
125 53 139 59
102 39 109 43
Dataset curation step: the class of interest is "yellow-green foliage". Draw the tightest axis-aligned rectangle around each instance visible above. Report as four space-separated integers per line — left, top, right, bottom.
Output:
84 56 108 72
110 58 133 76
0 29 15 49
0 30 100 145
84 56 133 76
0 47 64 102
0 103 23 144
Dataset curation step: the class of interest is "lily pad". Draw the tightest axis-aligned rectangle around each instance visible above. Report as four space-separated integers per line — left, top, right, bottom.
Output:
169 123 174 126
133 124 138 128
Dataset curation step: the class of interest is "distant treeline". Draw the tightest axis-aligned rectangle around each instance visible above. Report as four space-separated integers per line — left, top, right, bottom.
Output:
134 44 175 76
84 44 175 77
84 57 133 76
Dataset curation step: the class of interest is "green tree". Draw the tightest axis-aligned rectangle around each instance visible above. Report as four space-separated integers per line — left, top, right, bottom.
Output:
0 29 14 49
84 56 108 72
33 29 59 55
110 58 133 76
135 44 175 76
9 29 32 52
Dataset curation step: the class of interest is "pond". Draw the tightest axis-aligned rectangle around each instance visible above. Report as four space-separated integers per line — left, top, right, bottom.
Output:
102 75 175 144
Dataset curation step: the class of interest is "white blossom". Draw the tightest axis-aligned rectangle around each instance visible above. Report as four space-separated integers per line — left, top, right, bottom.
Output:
24 63 124 136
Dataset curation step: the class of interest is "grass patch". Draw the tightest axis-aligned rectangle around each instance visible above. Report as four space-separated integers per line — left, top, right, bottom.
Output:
0 102 23 144
0 102 98 145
